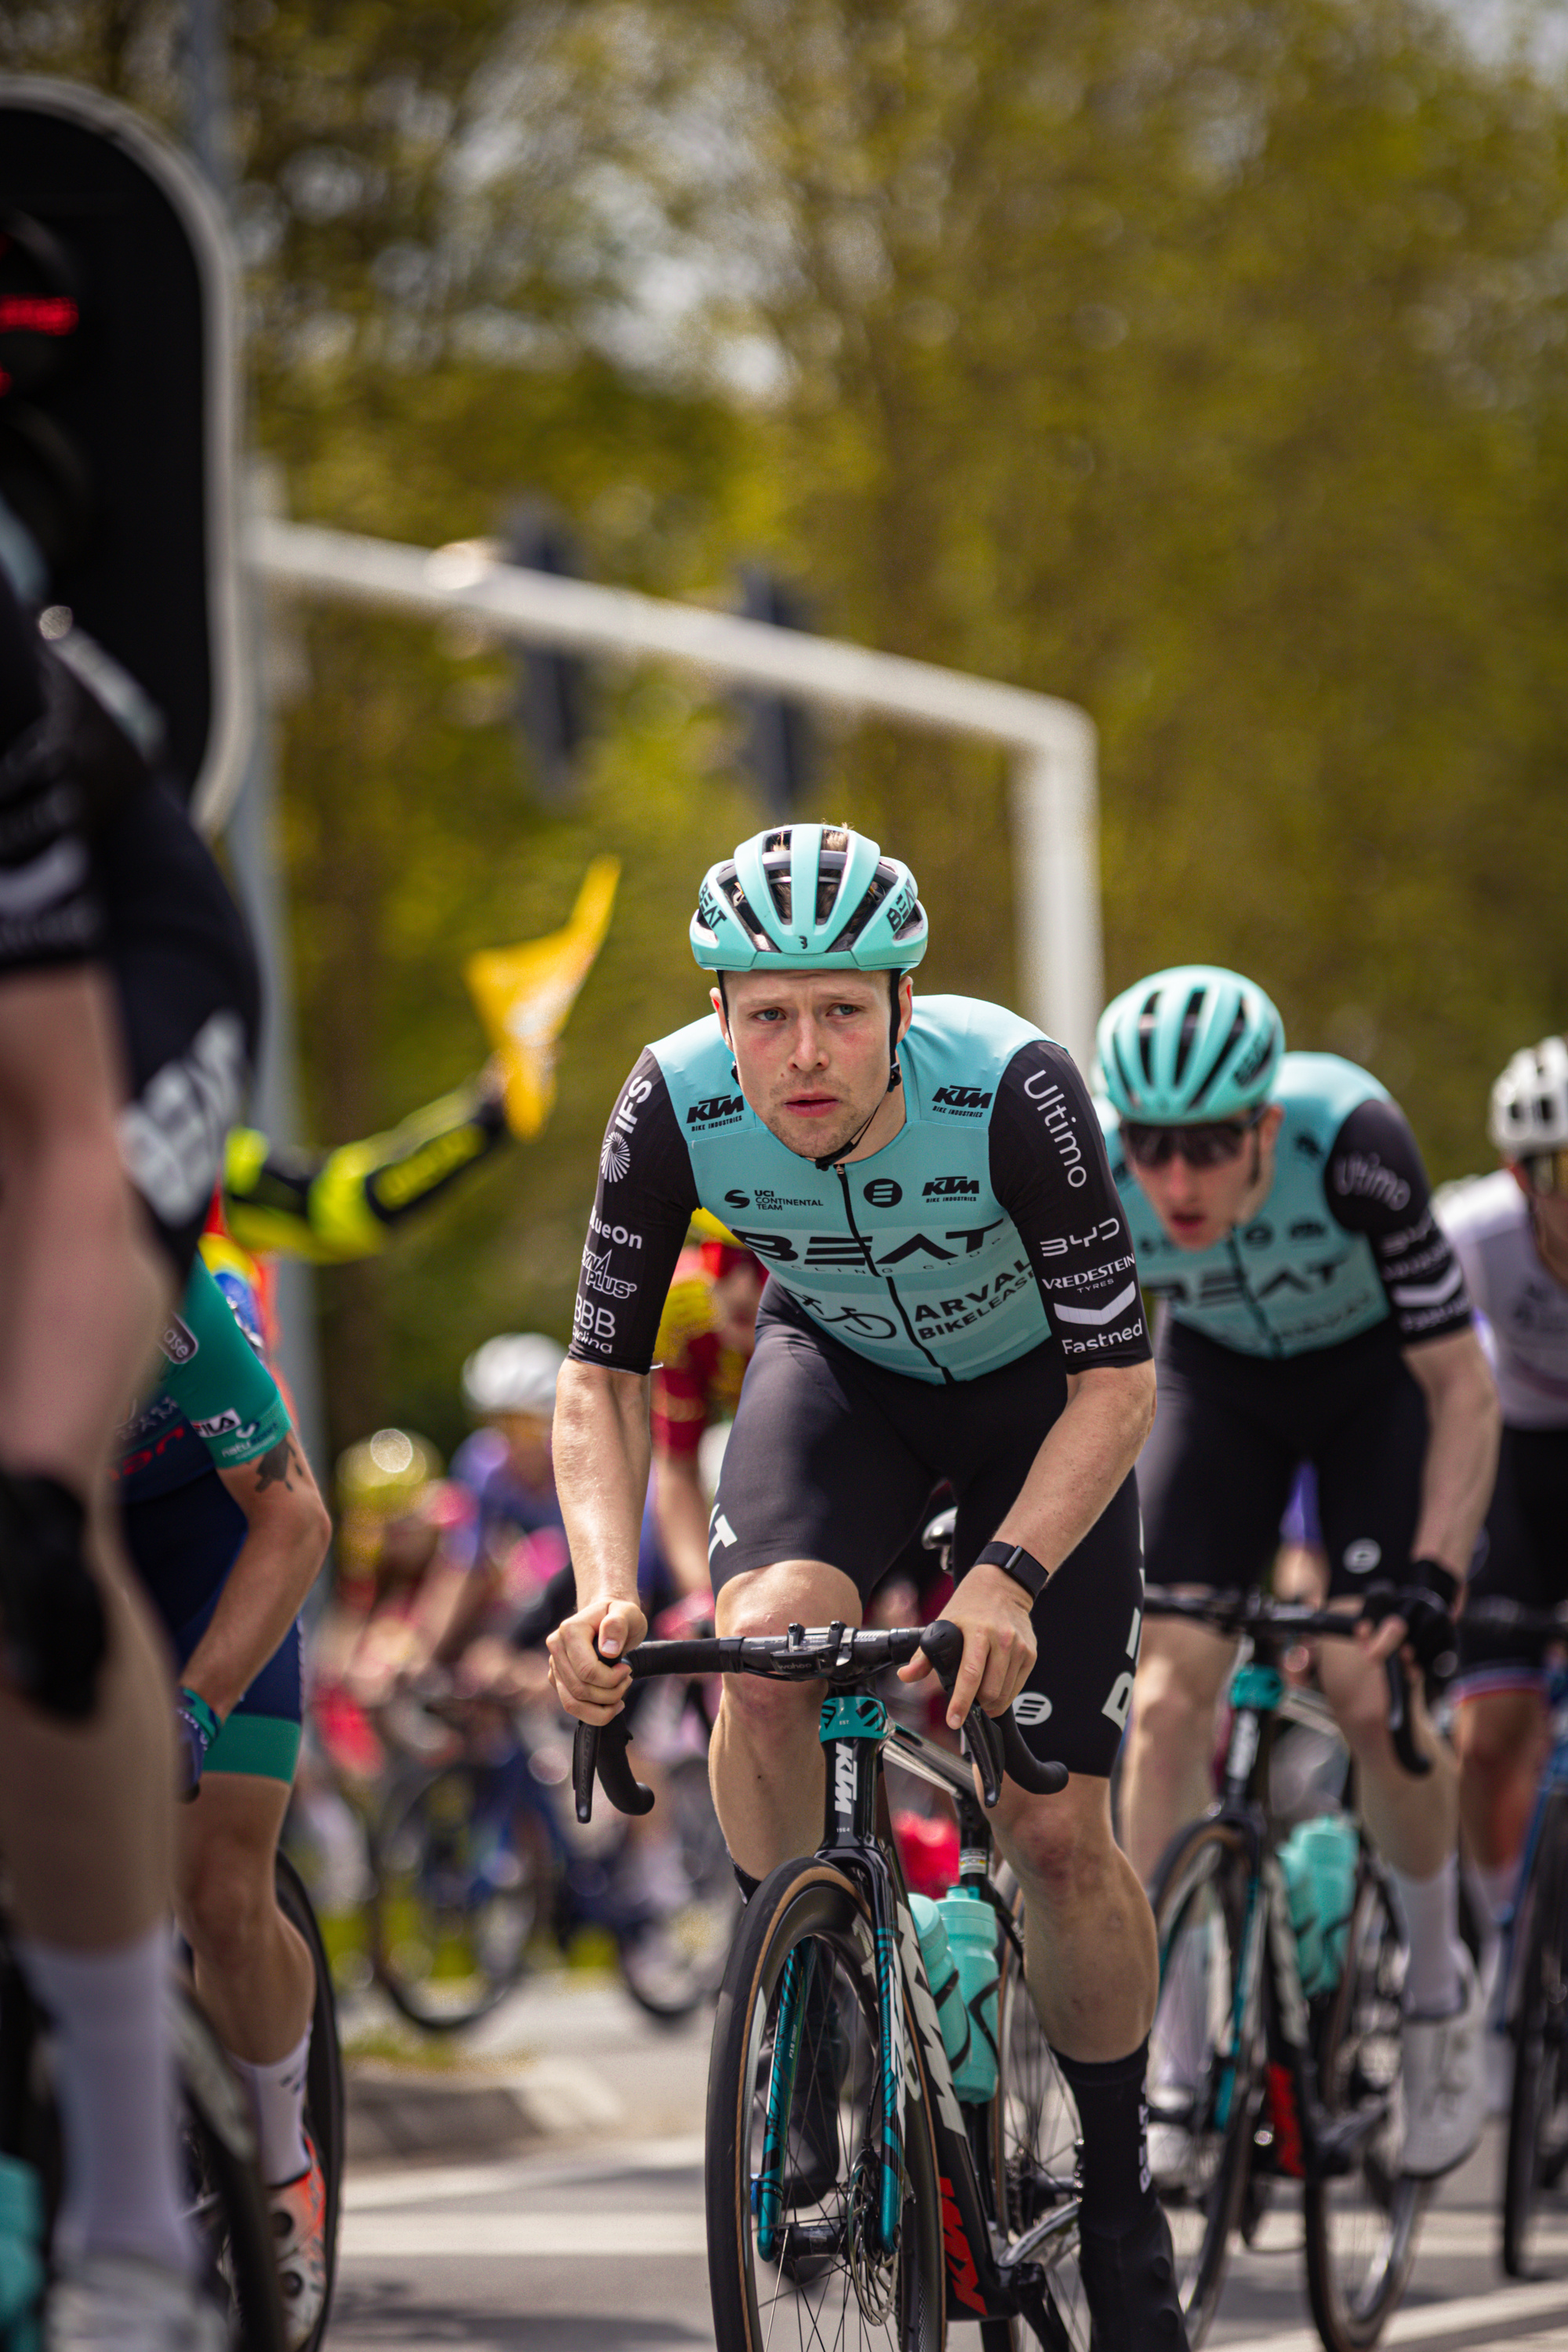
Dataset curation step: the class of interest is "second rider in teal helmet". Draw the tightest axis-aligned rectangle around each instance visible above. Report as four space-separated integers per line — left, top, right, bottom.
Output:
1097 963 1500 2182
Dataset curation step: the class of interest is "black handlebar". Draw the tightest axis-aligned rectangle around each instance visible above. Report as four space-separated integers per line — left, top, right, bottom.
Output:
571 1617 1068 1823
1141 1586 1430 1780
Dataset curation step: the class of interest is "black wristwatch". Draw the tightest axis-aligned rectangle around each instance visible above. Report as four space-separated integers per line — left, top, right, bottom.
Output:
971 1539 1049 1604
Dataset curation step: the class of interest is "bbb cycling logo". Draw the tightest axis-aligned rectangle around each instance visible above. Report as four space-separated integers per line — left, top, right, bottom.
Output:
688 1094 745 1127
923 1175 979 1199
931 1085 992 1113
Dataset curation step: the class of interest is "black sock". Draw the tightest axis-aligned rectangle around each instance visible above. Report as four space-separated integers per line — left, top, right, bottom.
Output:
733 1863 761 1903
1051 2038 1156 2240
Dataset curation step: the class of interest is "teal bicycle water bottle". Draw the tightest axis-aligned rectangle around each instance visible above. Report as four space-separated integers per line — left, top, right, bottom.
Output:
939 1889 1000 2102
0 2155 43 2352
909 1895 972 2081
1279 1813 1359 1996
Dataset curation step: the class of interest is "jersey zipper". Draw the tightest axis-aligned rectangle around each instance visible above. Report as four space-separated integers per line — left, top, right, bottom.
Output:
831 1163 953 1384
1225 1229 1282 1358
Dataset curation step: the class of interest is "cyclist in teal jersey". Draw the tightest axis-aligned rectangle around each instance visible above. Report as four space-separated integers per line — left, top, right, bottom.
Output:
116 1251 332 2347
1098 964 1500 2179
550 824 1187 2351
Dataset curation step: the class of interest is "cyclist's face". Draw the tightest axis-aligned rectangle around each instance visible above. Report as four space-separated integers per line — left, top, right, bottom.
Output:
1508 1160 1568 1273
1130 1103 1283 1250
715 971 913 1160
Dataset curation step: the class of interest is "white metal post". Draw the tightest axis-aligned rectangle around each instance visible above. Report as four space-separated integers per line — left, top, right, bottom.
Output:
249 518 1104 1069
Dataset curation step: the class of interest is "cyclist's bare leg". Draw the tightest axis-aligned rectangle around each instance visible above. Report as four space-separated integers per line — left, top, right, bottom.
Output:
993 1773 1158 2060
1316 1607 1455 1877
1454 1686 1548 1875
176 1773 314 2069
1118 1601 1237 1886
710 1559 862 1878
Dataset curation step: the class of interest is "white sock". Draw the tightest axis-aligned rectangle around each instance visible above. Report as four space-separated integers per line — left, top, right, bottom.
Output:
227 2026 311 2187
1391 1856 1463 2017
1473 1856 1519 1929
15 1925 192 2275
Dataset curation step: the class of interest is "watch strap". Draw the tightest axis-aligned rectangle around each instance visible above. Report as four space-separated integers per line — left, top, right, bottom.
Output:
972 1539 1048 1603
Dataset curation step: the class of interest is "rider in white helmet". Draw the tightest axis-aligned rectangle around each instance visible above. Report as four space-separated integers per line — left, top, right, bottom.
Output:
1441 1040 1568 2103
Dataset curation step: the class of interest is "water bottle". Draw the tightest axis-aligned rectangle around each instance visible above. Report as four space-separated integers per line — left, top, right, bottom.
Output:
0 2156 42 2352
1279 1813 1358 1995
909 1894 971 2080
939 1889 1000 2102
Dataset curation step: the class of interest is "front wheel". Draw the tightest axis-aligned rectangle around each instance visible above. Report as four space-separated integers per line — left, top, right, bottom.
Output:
1146 1819 1260 2350
706 1860 945 2352
1504 1823 1568 2278
1303 1860 1426 2350
369 1759 550 2031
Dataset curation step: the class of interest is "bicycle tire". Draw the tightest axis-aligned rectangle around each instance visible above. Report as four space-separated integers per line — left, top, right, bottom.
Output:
1504 1813 1568 2278
616 1755 739 2025
989 1870 1087 2351
274 1850 344 2347
369 1759 550 2031
173 1982 289 2352
706 1859 945 2352
1303 1859 1426 2351
1146 1818 1260 2350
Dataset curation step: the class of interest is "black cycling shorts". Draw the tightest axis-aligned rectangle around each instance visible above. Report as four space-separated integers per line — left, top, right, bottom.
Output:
1454 1425 1568 1696
1139 1316 1426 1599
708 1286 1145 1778
105 779 259 1277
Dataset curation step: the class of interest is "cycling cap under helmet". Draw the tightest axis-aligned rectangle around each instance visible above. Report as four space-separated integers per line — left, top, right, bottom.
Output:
690 822 927 973
1489 1035 1568 1156
462 1332 566 1421
1097 965 1284 1123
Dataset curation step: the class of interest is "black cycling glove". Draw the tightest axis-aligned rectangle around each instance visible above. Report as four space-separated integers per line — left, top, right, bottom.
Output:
176 1686 221 1801
1361 1559 1461 1679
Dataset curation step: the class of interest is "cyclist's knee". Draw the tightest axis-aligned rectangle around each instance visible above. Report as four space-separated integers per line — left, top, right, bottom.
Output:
177 1829 278 1972
1005 1780 1116 1907
713 1559 861 1642
1129 1645 1222 1760
1454 1690 1541 1789
719 1666 818 1751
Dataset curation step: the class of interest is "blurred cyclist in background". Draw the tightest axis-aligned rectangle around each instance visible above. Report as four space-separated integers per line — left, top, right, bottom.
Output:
1443 1039 1568 2100
650 1221 764 1600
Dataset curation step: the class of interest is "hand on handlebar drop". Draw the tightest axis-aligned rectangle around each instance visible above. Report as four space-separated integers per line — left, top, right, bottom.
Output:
897 1563 1037 1730
546 1595 648 1725
1358 1563 1461 1678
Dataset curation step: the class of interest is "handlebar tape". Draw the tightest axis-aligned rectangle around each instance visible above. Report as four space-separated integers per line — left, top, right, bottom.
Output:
572 1714 655 1825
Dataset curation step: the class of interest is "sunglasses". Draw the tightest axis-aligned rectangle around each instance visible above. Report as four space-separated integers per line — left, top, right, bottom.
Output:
1522 1147 1568 1200
1122 1111 1263 1171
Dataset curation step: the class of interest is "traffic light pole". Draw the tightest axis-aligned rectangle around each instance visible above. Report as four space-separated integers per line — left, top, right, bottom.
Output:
250 519 1104 1070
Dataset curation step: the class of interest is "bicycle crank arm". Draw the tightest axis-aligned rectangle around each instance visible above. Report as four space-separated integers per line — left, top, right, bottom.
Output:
993 2200 1080 2277
1314 2099 1392 2175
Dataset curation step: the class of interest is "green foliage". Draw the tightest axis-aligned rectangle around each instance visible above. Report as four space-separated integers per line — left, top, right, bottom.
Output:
9 0 1568 1453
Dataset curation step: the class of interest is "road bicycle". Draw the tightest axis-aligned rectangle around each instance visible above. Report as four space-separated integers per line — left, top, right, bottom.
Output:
370 1664 735 2031
1459 1596 1568 2278
576 1614 1090 2351
0 1918 285 2350
1141 1587 1433 2352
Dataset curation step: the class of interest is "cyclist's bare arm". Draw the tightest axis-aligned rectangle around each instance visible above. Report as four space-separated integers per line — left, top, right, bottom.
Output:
180 1436 331 1721
902 1358 1156 1726
0 969 169 1482
1359 1324 1499 1664
652 1444 715 1599
548 1359 653 1722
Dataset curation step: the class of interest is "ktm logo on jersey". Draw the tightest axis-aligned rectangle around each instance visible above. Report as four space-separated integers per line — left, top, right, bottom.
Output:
931 1086 992 1111
923 1176 979 1198
688 1094 745 1125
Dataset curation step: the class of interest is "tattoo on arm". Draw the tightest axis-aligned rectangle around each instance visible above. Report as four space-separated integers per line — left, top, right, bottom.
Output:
254 1438 299 1493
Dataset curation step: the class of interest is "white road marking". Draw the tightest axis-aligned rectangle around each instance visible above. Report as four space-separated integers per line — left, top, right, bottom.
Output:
341 2208 710 2259
1212 2274 1568 2351
344 2133 706 2212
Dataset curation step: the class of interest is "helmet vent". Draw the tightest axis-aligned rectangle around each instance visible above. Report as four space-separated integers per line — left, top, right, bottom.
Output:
1188 1007 1249 1111
1171 988 1208 1088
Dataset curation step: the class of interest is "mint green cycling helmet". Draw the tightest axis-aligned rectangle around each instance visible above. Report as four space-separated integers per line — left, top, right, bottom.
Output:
1096 964 1284 1123
690 823 928 972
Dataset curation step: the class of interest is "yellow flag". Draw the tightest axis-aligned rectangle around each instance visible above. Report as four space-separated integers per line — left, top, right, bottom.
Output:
464 857 621 1138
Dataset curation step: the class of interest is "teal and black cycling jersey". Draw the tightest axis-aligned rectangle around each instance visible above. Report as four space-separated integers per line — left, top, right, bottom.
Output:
113 1252 291 1503
1096 1051 1472 1360
570 993 1149 1386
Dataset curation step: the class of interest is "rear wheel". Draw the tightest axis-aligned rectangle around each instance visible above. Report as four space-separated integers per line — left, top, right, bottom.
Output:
1504 1818 1568 2278
1147 1819 1260 2350
274 1851 344 2349
1303 1860 1426 2350
989 1869 1087 2350
706 1860 945 2352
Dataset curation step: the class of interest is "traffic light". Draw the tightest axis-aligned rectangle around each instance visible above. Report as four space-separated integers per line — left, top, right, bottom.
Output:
0 79 245 818
735 566 816 818
505 503 589 805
